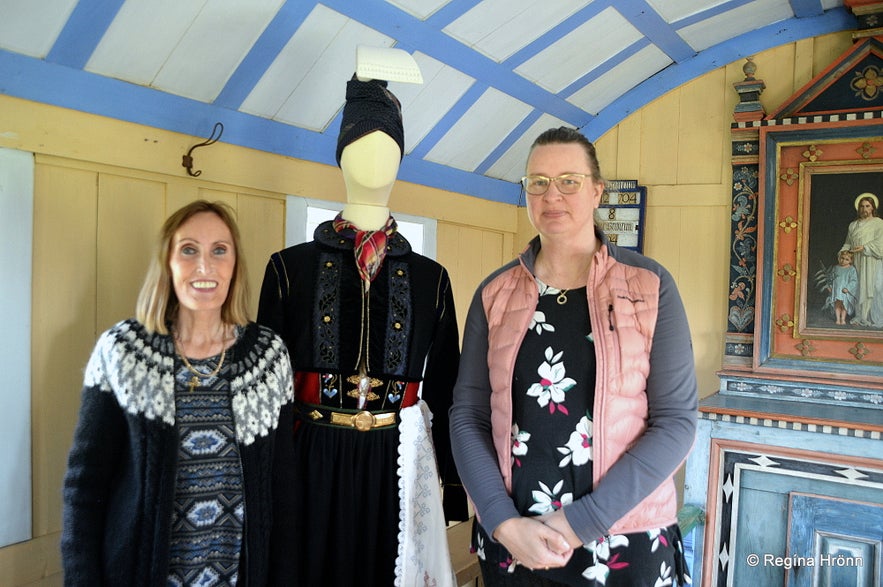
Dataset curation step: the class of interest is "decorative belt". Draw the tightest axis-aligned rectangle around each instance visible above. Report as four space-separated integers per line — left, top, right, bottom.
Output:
294 370 420 408
295 402 398 432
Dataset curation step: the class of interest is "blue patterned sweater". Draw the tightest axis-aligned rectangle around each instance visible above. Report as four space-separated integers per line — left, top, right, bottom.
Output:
61 319 296 586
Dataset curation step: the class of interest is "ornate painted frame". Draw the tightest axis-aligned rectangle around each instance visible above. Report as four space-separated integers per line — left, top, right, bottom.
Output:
756 127 883 382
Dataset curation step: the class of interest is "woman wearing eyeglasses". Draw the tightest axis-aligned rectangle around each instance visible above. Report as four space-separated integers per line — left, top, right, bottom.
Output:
450 127 697 586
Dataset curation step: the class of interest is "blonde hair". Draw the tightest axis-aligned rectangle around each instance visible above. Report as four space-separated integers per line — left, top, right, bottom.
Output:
136 200 250 333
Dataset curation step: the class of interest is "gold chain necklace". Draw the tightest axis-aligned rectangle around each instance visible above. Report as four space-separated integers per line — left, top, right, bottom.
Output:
174 332 227 392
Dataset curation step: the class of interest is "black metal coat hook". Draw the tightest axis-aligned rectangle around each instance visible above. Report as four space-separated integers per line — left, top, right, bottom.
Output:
182 122 224 177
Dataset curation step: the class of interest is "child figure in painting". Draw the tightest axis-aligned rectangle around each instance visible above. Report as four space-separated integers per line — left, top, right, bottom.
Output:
825 249 859 325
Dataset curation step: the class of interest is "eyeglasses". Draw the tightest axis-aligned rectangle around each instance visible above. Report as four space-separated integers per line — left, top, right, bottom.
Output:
520 173 592 196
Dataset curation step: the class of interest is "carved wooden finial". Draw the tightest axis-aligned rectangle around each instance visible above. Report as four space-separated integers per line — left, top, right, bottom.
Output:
742 56 757 80
733 57 766 122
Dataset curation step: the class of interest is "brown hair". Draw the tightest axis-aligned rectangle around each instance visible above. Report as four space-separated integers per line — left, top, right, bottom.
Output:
136 200 250 333
528 126 604 183
857 195 878 217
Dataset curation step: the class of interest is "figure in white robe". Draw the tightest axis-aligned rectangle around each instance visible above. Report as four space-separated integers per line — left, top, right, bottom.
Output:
840 193 883 327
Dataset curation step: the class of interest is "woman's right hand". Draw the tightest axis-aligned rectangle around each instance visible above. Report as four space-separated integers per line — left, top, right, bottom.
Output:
493 517 573 570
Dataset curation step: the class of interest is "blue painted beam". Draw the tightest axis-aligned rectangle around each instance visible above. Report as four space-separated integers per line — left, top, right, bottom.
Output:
424 0 483 27
580 8 857 140
675 0 757 28
407 82 486 158
475 110 544 176
790 0 826 18
0 48 517 203
214 0 314 109
611 0 696 63
46 0 126 68
321 0 589 125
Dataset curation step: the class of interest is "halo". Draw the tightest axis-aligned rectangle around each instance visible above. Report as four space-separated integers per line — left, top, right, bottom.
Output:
855 192 879 210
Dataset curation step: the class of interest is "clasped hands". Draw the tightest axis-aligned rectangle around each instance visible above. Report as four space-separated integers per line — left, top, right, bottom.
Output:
492 510 583 571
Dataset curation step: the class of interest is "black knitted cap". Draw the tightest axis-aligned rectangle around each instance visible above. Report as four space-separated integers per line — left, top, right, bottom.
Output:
335 76 404 166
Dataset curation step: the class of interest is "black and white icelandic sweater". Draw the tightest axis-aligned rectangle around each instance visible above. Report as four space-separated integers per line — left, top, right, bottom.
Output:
61 319 297 587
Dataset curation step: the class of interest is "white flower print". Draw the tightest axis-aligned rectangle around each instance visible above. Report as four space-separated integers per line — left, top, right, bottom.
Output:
474 533 485 560
582 535 631 584
582 562 610 585
654 561 673 587
537 280 564 298
511 424 530 467
647 528 669 552
529 310 555 335
557 414 593 467
528 479 573 514
526 346 576 415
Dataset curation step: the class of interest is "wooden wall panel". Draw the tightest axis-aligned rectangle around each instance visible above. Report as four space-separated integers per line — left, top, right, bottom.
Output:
232 194 285 317
677 70 727 186
611 114 641 181
96 175 165 332
677 205 730 397
638 91 680 185
165 182 204 215
758 44 799 113
437 222 508 337
593 125 619 182
29 163 97 586
812 34 854 79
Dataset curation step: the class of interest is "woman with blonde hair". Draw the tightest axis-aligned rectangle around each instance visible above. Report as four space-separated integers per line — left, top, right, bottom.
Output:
62 200 296 586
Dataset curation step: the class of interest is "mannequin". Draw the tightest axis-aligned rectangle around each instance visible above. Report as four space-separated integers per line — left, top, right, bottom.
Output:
257 74 466 587
339 130 399 230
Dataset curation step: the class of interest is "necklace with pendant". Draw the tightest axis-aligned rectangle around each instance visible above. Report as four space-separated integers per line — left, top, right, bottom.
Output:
556 289 569 305
174 330 227 392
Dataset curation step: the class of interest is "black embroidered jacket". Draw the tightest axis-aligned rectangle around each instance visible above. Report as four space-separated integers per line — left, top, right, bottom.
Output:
257 220 466 518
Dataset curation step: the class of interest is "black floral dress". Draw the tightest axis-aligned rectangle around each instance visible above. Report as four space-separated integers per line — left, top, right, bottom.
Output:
473 280 691 587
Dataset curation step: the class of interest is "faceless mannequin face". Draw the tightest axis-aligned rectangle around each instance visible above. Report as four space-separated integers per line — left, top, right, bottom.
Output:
340 131 401 206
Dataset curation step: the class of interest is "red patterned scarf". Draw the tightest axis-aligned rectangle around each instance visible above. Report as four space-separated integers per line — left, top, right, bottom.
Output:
332 213 398 286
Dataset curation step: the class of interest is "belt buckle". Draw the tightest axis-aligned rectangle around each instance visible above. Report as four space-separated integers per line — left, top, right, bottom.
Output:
352 410 376 432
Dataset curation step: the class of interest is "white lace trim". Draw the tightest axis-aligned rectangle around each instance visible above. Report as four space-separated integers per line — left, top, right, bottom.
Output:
395 400 456 587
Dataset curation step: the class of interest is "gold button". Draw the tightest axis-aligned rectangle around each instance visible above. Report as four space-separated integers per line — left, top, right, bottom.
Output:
323 315 331 323
394 322 402 330
396 269 404 276
325 261 333 268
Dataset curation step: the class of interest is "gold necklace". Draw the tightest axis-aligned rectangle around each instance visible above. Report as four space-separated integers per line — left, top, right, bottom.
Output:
174 332 227 392
556 289 569 305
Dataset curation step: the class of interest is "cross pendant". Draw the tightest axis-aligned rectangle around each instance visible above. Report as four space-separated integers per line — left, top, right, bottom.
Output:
188 376 199 392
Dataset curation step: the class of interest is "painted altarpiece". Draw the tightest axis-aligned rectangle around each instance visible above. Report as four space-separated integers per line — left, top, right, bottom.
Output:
686 9 883 586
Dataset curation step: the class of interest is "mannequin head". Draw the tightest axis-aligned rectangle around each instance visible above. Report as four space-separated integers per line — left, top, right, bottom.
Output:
336 76 405 230
341 131 400 199
340 131 400 229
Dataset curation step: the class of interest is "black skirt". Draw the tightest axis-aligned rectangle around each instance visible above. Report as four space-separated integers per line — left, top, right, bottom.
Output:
288 416 401 586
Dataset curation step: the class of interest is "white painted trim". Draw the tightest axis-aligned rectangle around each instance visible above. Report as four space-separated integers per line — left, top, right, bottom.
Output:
0 147 34 547
284 195 437 259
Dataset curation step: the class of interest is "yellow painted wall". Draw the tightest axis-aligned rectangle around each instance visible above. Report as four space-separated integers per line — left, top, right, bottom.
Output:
0 31 854 586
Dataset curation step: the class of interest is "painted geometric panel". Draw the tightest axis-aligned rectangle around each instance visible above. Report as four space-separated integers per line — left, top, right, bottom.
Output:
706 444 883 587
788 493 882 587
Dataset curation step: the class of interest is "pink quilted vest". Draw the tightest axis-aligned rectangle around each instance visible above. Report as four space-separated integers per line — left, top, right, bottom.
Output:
482 244 678 537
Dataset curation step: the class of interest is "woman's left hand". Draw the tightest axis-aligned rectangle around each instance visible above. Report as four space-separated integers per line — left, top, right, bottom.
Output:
493 517 573 570
537 510 583 549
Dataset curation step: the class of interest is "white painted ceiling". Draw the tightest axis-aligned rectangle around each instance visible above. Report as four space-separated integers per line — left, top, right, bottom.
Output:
0 0 854 203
